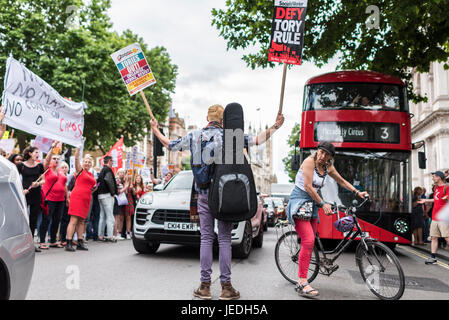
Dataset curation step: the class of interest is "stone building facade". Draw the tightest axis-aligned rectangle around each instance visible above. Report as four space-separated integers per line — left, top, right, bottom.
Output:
410 61 449 190
248 125 277 195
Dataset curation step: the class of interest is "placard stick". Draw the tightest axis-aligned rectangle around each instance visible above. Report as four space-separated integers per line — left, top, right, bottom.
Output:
140 91 155 121
278 63 288 114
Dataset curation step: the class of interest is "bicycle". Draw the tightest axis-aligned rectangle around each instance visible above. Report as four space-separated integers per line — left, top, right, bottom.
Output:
274 197 405 300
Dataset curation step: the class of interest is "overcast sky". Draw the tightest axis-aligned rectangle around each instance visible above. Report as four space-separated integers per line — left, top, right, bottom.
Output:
108 0 338 183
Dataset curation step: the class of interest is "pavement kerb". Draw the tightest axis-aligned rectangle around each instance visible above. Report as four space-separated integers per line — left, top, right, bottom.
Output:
408 244 449 263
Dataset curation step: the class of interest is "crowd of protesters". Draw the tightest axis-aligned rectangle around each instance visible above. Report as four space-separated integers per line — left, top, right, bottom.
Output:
0 111 159 253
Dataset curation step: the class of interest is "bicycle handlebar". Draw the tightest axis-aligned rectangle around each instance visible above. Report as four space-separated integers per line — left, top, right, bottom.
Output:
329 196 370 215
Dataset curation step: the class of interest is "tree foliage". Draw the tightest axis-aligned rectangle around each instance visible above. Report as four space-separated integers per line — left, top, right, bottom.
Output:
281 123 300 183
212 0 449 102
0 0 178 151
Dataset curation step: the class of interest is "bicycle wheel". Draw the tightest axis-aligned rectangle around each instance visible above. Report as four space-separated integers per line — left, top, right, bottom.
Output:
274 230 319 285
355 240 405 300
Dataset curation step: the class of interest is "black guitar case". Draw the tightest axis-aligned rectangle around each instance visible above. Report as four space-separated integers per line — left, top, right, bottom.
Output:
208 102 258 222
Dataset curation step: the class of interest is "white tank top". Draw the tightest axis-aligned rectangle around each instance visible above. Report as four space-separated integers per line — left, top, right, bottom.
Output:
295 166 327 192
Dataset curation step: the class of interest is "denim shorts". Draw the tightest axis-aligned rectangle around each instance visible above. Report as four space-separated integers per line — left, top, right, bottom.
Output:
286 186 319 225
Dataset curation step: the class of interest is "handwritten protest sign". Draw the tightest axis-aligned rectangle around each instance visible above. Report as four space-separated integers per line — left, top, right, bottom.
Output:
1 56 86 147
111 43 156 96
268 0 308 65
133 152 146 169
0 139 15 153
141 168 152 184
33 136 53 154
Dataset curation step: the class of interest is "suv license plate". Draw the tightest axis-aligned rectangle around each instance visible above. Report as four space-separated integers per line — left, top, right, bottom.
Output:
164 222 198 231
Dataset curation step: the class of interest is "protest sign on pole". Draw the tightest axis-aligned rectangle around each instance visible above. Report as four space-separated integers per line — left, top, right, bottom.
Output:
268 0 308 114
1 56 87 147
0 139 15 153
33 136 53 154
141 168 152 184
268 0 308 65
111 43 157 120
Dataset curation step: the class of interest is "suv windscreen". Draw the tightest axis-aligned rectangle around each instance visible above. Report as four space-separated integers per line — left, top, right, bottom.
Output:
163 173 193 191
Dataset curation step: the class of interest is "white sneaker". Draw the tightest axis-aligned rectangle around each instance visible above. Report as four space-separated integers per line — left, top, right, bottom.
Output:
116 235 125 241
126 233 131 240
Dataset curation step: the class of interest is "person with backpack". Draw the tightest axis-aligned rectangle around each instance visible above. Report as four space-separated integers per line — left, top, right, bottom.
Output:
150 104 284 300
418 171 449 264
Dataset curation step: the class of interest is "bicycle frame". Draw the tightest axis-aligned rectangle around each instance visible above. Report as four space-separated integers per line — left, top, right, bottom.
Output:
314 209 370 264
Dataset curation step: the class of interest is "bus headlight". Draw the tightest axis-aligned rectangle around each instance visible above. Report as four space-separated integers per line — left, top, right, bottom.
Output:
394 218 409 234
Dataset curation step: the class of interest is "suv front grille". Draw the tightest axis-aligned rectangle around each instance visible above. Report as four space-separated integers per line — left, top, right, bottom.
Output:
151 209 191 225
135 208 150 225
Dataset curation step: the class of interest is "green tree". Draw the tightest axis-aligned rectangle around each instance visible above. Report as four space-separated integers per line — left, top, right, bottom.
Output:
212 0 449 102
282 123 300 183
0 0 178 152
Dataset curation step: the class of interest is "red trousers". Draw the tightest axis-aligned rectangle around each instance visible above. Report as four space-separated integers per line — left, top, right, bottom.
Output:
294 218 319 279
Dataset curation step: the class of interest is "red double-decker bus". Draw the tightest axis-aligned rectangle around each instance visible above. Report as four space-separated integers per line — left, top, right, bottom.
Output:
299 70 412 245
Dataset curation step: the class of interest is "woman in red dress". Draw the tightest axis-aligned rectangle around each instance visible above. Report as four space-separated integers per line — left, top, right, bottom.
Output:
133 174 146 201
65 149 97 252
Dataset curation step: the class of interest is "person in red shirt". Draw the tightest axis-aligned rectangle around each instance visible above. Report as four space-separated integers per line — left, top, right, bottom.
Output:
39 142 68 250
419 171 449 264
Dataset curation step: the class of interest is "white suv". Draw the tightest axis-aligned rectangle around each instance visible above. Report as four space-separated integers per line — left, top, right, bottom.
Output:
132 171 264 259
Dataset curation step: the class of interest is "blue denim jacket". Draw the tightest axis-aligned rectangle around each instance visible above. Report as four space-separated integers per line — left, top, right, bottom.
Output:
286 186 320 225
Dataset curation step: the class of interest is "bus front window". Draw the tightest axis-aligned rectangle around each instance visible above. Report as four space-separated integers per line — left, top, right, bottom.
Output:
305 83 407 112
318 151 411 214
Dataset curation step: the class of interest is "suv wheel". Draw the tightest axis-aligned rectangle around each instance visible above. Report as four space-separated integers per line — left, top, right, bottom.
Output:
252 225 264 248
132 235 160 254
232 221 252 259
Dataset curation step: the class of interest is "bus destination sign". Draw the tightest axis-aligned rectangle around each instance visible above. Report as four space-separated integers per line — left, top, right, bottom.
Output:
314 122 400 144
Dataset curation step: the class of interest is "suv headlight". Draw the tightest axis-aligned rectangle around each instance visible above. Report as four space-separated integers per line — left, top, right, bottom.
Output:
140 193 154 205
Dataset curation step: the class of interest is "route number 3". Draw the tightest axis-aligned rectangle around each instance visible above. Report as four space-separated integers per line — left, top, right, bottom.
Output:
380 127 389 140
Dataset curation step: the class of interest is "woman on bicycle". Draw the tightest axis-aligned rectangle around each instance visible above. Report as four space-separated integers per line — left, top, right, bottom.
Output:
286 141 369 298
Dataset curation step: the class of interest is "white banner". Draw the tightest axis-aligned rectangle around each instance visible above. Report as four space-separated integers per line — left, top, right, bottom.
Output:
1 56 86 147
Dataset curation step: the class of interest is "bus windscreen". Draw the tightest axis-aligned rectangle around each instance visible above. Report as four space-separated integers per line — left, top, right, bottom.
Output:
304 83 408 112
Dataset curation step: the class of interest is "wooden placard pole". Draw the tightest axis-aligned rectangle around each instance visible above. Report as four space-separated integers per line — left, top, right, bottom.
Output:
140 90 155 121
278 63 288 114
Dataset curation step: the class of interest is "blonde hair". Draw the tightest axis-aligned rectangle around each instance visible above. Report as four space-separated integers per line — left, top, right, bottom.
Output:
207 104 224 122
59 161 69 169
83 154 94 165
